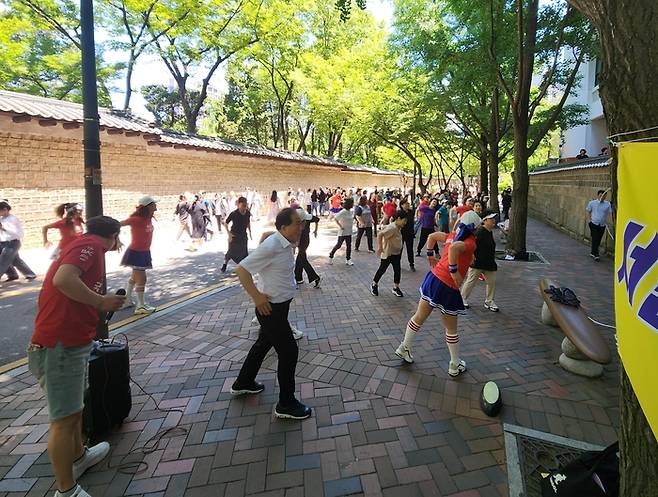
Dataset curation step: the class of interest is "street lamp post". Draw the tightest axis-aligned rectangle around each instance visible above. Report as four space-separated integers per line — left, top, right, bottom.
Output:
80 0 108 339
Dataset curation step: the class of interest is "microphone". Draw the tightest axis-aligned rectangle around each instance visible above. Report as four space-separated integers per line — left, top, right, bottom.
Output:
105 288 126 324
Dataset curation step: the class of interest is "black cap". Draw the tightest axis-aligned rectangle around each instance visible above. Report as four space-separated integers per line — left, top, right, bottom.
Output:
86 216 121 238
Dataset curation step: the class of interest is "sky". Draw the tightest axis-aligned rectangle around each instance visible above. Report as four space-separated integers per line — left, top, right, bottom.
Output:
107 0 395 120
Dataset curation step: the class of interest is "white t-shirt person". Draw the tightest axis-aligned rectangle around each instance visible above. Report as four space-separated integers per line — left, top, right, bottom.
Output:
334 208 354 236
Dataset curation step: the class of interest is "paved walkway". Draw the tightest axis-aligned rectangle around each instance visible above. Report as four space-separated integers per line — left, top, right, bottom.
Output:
0 218 619 497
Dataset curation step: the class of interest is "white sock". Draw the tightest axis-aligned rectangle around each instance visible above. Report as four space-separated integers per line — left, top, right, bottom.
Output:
136 289 145 307
445 332 460 364
402 319 420 348
125 279 135 301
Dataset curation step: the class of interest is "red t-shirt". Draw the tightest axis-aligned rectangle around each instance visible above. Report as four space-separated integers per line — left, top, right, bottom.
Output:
432 233 477 289
330 195 342 209
32 235 106 347
52 218 83 249
124 215 154 251
383 202 396 217
456 204 472 215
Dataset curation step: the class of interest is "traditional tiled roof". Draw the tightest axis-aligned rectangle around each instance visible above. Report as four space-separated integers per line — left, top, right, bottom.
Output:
0 90 401 176
530 157 610 175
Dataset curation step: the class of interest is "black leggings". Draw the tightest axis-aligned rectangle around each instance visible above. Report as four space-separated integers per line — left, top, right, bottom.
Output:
330 235 352 260
417 227 434 254
355 227 373 250
402 236 414 266
373 253 402 285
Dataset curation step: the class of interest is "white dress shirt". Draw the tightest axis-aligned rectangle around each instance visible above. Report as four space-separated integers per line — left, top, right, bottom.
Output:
239 231 296 304
0 214 24 242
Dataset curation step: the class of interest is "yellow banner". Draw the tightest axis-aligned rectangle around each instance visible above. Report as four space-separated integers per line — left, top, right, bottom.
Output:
615 142 658 438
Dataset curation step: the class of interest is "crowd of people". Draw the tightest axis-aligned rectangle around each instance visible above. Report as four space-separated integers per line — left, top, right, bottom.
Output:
3 181 615 497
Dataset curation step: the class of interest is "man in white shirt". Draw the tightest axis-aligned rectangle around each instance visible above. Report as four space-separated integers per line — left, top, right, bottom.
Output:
230 207 312 420
586 189 613 261
0 201 37 281
328 198 355 266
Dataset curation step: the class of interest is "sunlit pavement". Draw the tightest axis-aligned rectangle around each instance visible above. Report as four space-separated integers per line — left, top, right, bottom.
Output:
0 217 619 496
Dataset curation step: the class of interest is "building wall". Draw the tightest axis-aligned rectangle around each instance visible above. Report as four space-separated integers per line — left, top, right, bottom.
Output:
528 165 614 254
0 115 402 247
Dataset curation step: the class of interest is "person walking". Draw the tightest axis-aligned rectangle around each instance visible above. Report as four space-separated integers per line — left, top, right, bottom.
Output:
354 196 374 252
311 189 319 216
0 201 37 282
186 195 207 251
367 192 379 235
416 198 438 256
501 188 512 221
329 197 354 266
436 200 450 233
174 195 191 241
120 196 158 315
294 208 321 288
267 190 281 225
318 188 327 216
371 210 407 298
399 198 416 271
221 197 252 273
586 189 612 261
42 203 85 260
213 193 228 233
28 215 125 497
460 212 499 312
230 208 312 420
394 210 481 377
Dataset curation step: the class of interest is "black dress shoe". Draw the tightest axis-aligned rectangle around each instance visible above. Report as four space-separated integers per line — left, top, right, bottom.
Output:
5 276 19 282
275 400 312 420
230 381 265 395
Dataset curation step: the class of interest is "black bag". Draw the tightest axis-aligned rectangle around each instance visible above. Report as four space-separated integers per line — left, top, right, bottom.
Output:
541 442 619 497
83 338 132 441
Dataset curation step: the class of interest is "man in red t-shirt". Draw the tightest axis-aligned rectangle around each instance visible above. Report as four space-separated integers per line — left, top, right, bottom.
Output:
28 216 125 497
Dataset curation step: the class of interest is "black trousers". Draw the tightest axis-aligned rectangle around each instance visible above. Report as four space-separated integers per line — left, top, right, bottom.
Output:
330 235 352 260
374 253 402 284
236 300 298 405
295 246 319 282
589 222 606 256
416 228 434 254
402 236 414 266
214 215 223 232
355 227 373 251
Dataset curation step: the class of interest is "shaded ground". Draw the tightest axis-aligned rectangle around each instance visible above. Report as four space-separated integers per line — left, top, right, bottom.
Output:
0 218 618 496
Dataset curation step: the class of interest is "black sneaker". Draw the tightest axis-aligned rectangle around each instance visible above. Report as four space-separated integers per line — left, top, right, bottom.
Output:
312 276 322 288
230 381 265 395
275 400 312 420
410 264 416 272
392 287 404 297
371 283 379 296
221 264 227 273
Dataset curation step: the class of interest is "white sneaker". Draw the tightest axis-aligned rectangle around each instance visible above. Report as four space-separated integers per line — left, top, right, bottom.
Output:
462 299 470 309
394 343 414 364
120 299 135 310
346 260 354 266
484 301 500 312
328 257 334 265
54 485 91 497
448 360 467 377
291 326 304 340
73 442 110 480
251 316 259 325
134 304 156 315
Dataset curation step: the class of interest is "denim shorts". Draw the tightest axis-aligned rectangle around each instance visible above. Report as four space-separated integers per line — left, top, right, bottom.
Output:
28 342 91 421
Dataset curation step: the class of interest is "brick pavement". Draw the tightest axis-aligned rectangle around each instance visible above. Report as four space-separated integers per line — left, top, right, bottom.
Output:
0 218 619 496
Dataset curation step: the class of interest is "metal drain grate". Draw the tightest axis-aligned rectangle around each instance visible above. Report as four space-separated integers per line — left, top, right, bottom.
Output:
504 424 604 497
495 250 549 264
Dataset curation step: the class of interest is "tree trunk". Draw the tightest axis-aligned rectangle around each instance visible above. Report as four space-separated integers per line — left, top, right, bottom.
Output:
508 122 529 256
567 2 658 494
479 135 489 195
123 52 135 111
488 140 500 214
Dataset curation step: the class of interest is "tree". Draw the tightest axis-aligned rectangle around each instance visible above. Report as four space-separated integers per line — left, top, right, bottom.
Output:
567 2 658 495
142 84 197 130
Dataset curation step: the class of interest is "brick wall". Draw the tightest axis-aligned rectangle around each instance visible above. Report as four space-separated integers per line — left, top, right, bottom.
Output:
528 165 614 254
0 115 403 247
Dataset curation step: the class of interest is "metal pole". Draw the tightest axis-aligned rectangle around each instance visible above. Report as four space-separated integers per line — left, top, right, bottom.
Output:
80 0 108 339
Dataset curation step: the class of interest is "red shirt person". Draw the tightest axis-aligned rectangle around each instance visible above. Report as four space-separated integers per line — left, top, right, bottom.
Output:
42 203 85 258
28 216 125 497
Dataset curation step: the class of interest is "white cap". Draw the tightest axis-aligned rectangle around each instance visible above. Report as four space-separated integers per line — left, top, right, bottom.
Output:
296 208 312 221
459 210 482 226
482 212 497 220
138 195 159 206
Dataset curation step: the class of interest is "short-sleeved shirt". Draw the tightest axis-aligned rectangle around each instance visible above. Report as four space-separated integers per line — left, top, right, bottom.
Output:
330 195 342 209
456 204 472 215
379 223 403 258
175 201 190 221
383 202 396 217
239 231 296 304
124 215 154 251
586 199 612 226
334 209 354 236
31 235 107 347
431 233 477 289
354 205 373 228
437 206 449 225
226 209 251 237
52 218 84 249
419 205 436 229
